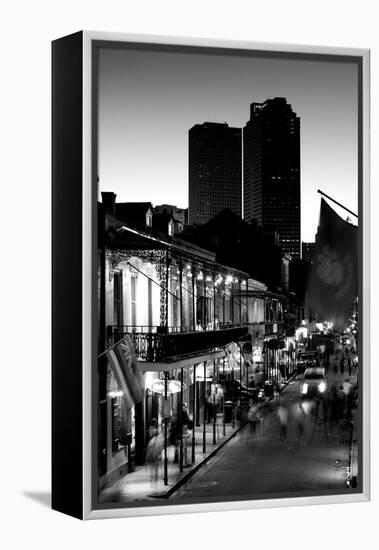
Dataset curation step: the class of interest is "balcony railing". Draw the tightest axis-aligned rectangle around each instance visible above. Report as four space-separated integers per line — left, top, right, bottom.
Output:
107 324 250 363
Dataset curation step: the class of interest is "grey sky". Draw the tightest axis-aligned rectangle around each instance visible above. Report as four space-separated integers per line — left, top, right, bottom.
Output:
98 46 358 242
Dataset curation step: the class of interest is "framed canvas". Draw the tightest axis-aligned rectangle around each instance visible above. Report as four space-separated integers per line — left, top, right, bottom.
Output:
52 31 370 520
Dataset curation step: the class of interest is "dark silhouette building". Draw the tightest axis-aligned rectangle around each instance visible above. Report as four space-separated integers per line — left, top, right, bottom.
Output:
243 98 301 258
302 241 316 263
154 204 188 226
188 122 242 225
181 208 286 293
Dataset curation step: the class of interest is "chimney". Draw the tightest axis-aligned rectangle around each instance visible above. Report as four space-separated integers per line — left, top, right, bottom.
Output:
101 192 116 215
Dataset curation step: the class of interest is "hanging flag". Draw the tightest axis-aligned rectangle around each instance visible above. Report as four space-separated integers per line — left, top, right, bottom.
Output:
104 347 134 406
306 198 358 330
239 341 253 368
105 336 144 405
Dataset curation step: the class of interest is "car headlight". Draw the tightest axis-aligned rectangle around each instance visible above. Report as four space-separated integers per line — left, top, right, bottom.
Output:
318 382 326 393
301 383 308 395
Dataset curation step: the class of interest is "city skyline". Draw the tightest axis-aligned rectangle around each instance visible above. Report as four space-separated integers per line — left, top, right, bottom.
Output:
98 45 358 242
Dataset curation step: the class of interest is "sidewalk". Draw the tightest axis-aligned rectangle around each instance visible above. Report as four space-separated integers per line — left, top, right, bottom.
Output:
99 415 241 504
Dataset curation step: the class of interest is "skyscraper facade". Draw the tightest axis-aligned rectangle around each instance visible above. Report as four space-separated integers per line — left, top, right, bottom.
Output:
302 241 316 263
188 122 242 225
243 98 301 258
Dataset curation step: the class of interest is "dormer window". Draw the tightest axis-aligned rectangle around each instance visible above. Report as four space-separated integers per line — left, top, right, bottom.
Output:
146 208 153 228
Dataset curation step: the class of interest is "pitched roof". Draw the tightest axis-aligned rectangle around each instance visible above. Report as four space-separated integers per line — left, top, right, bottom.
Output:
115 202 152 228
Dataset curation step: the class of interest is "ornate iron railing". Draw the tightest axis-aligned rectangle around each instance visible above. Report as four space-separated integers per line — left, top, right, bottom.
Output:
107 324 250 362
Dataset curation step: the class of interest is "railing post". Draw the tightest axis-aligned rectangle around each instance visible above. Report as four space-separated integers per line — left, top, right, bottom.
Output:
231 284 234 324
213 270 216 329
203 361 206 453
239 345 242 421
246 280 249 324
164 372 168 486
192 364 196 463
239 280 242 324
180 367 184 472
231 364 235 429
179 261 183 329
192 263 196 330
222 356 226 436
213 359 216 444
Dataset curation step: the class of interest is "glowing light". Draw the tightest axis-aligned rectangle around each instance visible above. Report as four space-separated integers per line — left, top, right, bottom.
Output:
206 275 212 282
318 382 326 393
301 383 308 395
226 275 233 284
148 380 183 395
296 326 308 341
108 390 123 398
197 272 203 281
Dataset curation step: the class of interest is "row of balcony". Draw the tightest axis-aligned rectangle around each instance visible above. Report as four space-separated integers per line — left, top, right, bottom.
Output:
107 321 284 363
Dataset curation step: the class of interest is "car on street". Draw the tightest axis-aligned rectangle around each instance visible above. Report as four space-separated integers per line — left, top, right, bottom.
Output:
296 351 319 373
300 366 327 398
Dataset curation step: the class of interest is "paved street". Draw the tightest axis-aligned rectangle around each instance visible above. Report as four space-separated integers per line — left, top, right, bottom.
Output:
170 355 357 501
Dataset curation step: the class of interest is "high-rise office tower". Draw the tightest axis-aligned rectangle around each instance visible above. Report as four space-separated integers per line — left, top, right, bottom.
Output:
243 97 301 258
188 122 242 225
302 241 316 263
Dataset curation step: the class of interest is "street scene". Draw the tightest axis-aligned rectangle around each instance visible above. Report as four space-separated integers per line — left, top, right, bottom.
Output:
172 347 358 501
96 45 359 507
99 337 358 504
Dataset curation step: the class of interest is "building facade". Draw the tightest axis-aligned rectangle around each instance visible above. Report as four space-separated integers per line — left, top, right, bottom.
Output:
302 241 316 263
188 122 242 225
243 97 301 259
97 196 302 496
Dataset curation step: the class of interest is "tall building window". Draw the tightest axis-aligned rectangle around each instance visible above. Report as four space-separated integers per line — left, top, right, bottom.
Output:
147 278 153 329
113 270 123 326
131 275 137 327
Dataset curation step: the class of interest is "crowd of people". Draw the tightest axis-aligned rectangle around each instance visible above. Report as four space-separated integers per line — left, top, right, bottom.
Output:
245 342 358 447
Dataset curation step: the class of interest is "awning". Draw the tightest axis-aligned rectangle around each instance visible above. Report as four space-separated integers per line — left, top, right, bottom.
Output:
139 348 226 372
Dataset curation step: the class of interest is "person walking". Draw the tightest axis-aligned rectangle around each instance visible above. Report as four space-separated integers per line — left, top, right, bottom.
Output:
340 356 345 376
277 403 289 444
145 427 164 490
247 401 260 434
342 379 353 420
148 418 158 439
292 402 305 444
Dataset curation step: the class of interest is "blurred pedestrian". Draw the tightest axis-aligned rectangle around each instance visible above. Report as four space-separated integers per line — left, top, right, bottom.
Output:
292 402 305 444
258 402 268 435
328 383 338 427
148 418 158 439
277 403 289 444
340 356 345 375
337 385 345 419
145 428 164 489
247 401 260 434
348 356 352 376
206 391 213 423
342 379 353 420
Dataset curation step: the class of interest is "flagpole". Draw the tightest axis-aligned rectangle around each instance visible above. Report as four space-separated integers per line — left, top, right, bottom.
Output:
317 189 358 219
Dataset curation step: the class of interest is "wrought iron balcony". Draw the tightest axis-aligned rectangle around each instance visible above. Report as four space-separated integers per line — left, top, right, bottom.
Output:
108 324 249 363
